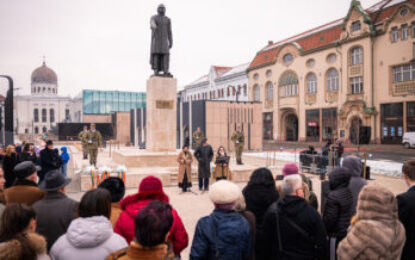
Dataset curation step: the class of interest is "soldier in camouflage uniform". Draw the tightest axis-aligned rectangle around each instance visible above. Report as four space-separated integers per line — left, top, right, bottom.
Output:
86 123 102 167
231 126 245 165
78 125 89 160
192 127 205 148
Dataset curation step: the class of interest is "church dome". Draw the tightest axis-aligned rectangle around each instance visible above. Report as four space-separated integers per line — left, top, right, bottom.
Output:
31 61 57 84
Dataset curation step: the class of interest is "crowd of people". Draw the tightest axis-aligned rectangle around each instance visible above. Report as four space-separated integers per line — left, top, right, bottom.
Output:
0 136 414 260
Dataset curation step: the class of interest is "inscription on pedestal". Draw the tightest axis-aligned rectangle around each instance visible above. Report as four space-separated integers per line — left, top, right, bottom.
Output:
156 100 174 109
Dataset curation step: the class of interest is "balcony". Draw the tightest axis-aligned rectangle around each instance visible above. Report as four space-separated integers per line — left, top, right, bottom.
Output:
346 92 364 101
393 81 415 96
349 64 363 76
305 93 316 105
325 91 338 104
265 99 274 109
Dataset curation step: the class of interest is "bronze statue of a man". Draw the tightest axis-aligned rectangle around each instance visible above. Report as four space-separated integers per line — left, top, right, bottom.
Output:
150 4 173 77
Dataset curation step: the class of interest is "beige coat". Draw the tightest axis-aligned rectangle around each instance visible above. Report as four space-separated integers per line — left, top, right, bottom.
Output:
177 151 193 183
337 185 406 260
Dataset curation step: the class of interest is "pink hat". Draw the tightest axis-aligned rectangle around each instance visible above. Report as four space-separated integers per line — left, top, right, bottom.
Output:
282 163 299 176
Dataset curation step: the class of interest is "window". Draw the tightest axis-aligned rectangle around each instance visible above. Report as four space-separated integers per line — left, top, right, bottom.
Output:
393 63 415 82
392 27 399 42
253 73 259 80
253 84 260 101
327 53 337 63
400 8 408 17
243 85 247 96
412 22 415 38
350 76 363 94
34 127 39 134
227 87 230 97
306 73 317 94
350 47 363 65
352 21 361 32
327 68 339 91
49 109 55 123
283 53 294 64
306 59 315 68
402 24 409 40
42 109 47 122
266 82 274 101
279 73 298 97
34 109 39 122
42 127 47 133
266 70 272 77
65 109 70 121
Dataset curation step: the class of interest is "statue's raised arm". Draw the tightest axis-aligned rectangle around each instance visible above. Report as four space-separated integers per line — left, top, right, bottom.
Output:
150 4 173 77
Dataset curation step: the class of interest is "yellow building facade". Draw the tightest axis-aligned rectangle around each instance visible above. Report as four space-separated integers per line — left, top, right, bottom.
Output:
248 0 415 144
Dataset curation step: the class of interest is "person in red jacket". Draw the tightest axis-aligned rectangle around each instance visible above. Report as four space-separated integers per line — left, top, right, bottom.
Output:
114 176 188 257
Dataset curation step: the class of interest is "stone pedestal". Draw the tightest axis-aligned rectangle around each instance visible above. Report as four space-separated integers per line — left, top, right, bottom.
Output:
146 76 177 152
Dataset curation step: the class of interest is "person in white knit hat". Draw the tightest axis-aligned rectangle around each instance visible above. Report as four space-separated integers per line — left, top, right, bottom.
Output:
190 180 253 260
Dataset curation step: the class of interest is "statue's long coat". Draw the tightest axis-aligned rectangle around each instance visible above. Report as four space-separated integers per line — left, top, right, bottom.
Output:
150 14 172 56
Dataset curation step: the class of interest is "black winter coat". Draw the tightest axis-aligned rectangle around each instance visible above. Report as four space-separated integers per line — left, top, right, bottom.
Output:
323 167 353 241
3 153 18 188
39 148 62 181
19 152 37 164
243 184 279 260
194 145 213 179
397 185 415 260
259 195 328 260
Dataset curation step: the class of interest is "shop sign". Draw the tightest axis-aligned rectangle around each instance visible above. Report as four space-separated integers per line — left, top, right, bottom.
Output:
308 121 318 127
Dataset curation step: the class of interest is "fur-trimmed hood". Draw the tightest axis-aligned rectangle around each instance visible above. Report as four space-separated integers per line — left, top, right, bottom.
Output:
0 232 47 260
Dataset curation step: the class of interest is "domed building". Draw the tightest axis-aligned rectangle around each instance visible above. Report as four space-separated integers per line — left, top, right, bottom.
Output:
15 59 74 136
31 61 58 95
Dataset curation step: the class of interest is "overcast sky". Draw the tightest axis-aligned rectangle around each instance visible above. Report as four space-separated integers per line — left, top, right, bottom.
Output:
0 0 380 96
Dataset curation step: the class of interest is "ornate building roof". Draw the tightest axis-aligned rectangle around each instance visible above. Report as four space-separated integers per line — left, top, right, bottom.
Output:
31 61 57 84
249 0 415 71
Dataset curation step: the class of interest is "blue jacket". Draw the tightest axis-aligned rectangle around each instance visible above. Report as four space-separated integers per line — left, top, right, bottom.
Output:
190 208 252 260
60 146 70 165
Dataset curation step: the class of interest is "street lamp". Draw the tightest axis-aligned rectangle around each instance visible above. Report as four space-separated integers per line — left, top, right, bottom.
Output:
0 75 14 146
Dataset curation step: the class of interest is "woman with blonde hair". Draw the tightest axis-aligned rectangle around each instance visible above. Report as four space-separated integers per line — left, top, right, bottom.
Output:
3 145 18 188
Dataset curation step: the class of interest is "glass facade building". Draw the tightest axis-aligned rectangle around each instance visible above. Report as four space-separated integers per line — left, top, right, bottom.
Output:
82 90 146 114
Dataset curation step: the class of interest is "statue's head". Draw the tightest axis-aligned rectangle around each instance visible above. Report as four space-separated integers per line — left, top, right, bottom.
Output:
157 4 166 15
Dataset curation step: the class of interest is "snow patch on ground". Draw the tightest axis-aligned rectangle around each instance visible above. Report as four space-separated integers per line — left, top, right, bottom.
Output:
246 152 403 177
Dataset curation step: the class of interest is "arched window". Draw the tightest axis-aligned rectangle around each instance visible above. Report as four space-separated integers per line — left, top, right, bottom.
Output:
37 87 41 93
243 85 247 96
227 87 230 97
42 127 47 133
279 72 298 97
327 69 339 91
50 109 55 123
266 82 274 101
42 109 47 122
33 109 39 122
350 47 363 65
283 53 294 64
253 84 260 101
34 127 39 134
42 87 46 92
306 73 317 94
48 87 51 93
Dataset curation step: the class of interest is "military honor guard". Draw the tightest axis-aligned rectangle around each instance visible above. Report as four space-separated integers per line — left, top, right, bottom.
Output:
86 123 102 167
231 126 245 165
